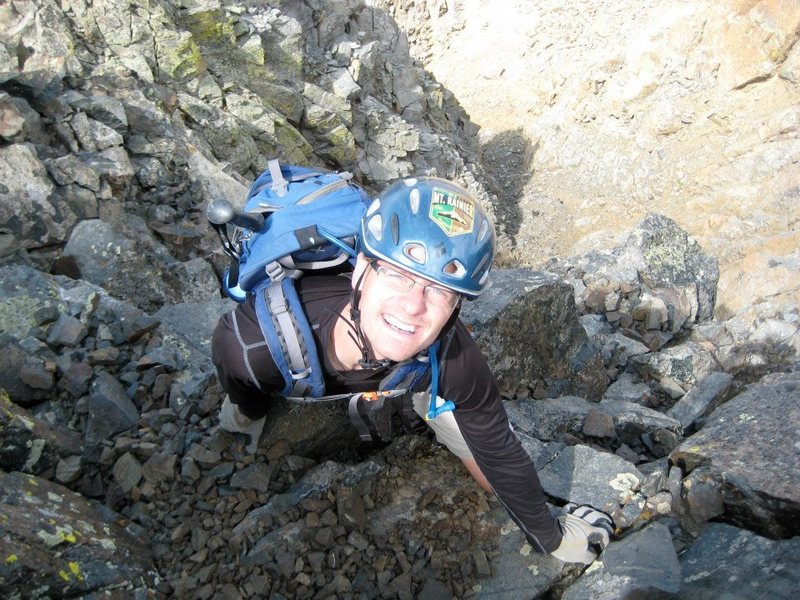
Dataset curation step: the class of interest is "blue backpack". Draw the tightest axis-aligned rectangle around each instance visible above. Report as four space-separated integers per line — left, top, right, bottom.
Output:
207 160 449 440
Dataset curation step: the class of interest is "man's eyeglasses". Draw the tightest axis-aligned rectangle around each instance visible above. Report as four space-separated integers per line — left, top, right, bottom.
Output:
369 262 460 309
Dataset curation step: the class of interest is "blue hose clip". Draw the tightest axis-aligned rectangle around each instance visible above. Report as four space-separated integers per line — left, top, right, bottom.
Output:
425 343 455 420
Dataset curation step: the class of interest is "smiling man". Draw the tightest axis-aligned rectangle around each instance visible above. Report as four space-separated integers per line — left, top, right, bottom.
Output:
211 177 612 565
330 258 457 368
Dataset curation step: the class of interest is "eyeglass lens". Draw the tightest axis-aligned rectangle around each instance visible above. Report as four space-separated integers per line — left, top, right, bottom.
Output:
372 263 457 308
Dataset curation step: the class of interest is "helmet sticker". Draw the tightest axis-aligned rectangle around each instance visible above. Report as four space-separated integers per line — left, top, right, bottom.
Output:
429 187 475 236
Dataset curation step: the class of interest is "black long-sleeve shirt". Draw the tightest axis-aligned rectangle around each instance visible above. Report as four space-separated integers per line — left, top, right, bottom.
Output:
211 274 562 552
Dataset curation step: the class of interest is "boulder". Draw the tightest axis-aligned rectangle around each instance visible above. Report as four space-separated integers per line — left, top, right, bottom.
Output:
84 370 141 447
670 369 800 538
666 371 733 433
0 144 69 254
549 213 719 349
676 523 800 599
187 145 249 211
0 471 156 597
462 268 608 400
561 521 681 600
506 395 682 455
630 341 718 401
0 336 55 405
0 264 68 339
61 218 219 312
601 372 656 406
0 0 79 90
473 510 565 599
536 444 645 513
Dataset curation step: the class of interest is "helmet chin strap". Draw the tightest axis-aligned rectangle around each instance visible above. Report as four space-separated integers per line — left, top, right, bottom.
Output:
346 264 394 369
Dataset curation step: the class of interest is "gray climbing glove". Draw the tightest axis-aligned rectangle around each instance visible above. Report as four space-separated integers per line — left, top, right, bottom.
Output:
550 504 613 564
563 503 615 534
218 396 266 454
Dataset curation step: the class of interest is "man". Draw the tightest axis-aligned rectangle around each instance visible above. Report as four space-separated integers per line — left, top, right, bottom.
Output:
212 177 612 564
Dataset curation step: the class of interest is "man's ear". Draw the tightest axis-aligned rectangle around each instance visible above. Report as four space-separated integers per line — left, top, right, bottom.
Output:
352 253 369 290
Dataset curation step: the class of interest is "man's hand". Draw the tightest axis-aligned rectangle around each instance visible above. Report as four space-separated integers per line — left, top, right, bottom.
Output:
550 504 613 564
563 503 615 535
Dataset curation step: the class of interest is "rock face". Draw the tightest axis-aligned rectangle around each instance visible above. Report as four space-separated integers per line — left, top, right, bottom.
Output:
0 1 799 599
1 0 492 296
385 0 800 318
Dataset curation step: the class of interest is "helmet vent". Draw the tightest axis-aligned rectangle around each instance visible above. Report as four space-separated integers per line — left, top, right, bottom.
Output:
409 189 420 214
367 214 383 241
444 259 466 279
390 213 400 245
478 218 489 241
472 252 491 279
403 243 427 264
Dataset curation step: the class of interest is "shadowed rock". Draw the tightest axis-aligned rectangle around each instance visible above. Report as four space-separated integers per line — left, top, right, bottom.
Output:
0 389 82 475
462 268 608 400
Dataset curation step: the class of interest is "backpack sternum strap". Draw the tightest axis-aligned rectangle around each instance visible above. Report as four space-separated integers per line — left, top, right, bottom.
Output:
379 353 432 393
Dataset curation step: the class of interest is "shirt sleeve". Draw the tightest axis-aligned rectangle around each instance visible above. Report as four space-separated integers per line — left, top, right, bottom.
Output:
441 321 563 553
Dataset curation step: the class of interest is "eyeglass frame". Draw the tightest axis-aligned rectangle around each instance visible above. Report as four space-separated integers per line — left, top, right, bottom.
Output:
366 259 461 310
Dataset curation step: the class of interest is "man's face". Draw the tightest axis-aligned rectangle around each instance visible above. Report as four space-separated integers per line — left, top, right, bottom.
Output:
352 255 458 362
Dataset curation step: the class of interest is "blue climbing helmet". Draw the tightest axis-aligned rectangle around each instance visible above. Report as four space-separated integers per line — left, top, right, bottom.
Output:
359 177 496 298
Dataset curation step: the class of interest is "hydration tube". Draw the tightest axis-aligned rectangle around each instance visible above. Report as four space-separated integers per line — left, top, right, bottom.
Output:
317 226 358 258
425 344 455 420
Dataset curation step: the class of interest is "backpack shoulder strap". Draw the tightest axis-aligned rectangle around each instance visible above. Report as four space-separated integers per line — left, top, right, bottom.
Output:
253 278 325 398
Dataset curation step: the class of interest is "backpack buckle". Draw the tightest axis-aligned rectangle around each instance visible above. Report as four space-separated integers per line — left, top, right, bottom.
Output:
264 262 285 283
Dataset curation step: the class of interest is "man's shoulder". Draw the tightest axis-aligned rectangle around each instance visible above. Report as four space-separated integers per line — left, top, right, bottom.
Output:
297 273 353 298
297 274 352 329
445 320 485 361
